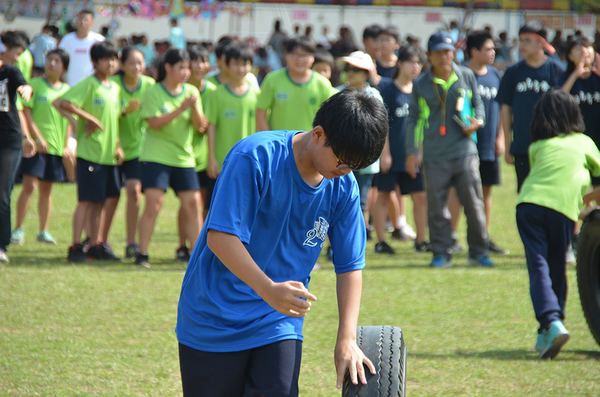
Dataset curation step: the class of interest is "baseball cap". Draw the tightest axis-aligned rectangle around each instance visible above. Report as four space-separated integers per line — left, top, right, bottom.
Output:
428 31 455 52
341 51 374 72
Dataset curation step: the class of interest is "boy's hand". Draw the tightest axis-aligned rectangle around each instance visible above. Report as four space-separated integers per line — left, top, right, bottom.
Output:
207 158 220 180
84 118 104 137
17 85 33 102
462 118 482 136
63 147 72 160
180 96 197 111
405 154 420 179
115 146 125 165
495 136 505 157
199 116 209 133
335 338 376 389
261 281 317 317
36 137 48 154
125 99 142 114
504 151 514 165
22 136 37 158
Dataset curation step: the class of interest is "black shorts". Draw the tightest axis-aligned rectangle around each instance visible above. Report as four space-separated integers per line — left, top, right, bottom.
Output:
120 158 141 181
141 162 199 193
591 174 600 186
77 158 121 203
375 171 424 194
513 154 530 192
19 153 66 182
479 160 501 186
197 170 216 210
179 340 302 397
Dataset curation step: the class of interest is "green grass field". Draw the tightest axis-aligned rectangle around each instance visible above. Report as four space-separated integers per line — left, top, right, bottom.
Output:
2 164 599 396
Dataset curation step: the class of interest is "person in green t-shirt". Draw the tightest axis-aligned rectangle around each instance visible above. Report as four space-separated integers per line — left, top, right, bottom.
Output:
206 36 260 91
55 41 124 263
256 35 335 133
207 42 259 180
516 90 600 359
12 49 71 247
136 49 205 268
110 47 156 260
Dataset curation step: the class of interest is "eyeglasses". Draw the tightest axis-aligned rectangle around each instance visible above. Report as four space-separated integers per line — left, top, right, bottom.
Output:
344 65 366 73
289 52 312 61
334 152 359 170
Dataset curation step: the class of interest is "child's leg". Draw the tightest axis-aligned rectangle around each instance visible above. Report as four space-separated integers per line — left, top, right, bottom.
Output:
246 340 302 396
177 206 187 248
125 179 141 245
37 180 53 232
87 202 105 245
410 191 428 244
546 211 574 322
73 201 92 244
15 174 38 229
482 185 492 234
101 197 120 244
422 160 454 258
372 191 391 243
138 188 165 254
178 190 201 251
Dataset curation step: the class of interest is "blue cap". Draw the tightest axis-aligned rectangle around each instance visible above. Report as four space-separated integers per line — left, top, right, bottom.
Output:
428 31 455 52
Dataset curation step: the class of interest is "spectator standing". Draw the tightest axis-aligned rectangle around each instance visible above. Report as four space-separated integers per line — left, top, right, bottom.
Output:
29 25 57 76
376 26 400 79
135 35 155 68
168 18 186 51
268 20 287 65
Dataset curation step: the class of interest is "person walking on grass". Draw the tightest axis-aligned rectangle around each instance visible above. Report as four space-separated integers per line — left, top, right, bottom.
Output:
136 49 205 268
176 89 387 396
516 89 600 359
12 49 71 246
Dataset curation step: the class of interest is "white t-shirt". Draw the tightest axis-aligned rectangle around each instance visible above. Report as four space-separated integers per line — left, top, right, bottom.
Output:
58 31 105 86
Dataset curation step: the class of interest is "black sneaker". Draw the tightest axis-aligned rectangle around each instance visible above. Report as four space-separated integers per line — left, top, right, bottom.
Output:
87 243 121 261
375 241 395 254
176 246 190 262
67 244 89 263
489 240 509 255
82 236 91 252
414 240 432 253
391 228 411 241
125 243 140 259
135 253 150 268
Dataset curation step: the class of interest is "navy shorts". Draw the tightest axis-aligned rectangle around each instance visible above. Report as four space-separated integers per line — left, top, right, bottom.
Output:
18 153 66 182
375 171 424 194
479 160 501 186
120 158 141 181
77 158 121 203
197 170 216 210
179 340 302 397
353 172 374 211
141 162 199 193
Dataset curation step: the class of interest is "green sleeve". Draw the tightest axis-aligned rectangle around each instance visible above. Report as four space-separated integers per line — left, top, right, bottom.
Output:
586 139 600 178
256 73 274 111
528 142 537 170
62 79 92 109
23 80 36 109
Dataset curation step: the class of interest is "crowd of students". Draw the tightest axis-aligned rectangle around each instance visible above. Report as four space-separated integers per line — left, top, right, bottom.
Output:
2 10 600 366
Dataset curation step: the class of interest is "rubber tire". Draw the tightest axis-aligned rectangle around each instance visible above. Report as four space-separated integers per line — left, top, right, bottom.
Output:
342 325 406 397
576 209 600 346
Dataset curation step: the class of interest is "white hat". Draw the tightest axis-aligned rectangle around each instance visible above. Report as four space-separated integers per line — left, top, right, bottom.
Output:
341 51 374 72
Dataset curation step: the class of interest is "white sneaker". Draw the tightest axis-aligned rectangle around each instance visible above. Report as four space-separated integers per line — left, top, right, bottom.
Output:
0 249 9 263
566 247 576 265
399 223 416 240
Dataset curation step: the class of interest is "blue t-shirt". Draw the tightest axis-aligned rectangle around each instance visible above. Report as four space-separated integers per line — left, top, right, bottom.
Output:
376 60 396 79
495 58 564 156
176 130 366 353
556 72 600 149
474 66 502 162
381 82 411 172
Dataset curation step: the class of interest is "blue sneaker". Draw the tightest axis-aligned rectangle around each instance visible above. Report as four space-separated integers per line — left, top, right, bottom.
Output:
539 321 570 359
429 256 451 268
468 255 496 267
535 333 544 353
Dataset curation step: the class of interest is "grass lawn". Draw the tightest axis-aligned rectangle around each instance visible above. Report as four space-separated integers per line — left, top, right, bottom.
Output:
1 164 599 396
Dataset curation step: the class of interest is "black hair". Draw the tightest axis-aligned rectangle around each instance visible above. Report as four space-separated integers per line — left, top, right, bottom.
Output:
224 42 254 65
519 21 548 41
392 45 422 79
274 20 281 32
90 41 118 63
530 89 584 142
565 35 593 74
170 18 178 26
215 35 238 58
157 48 189 82
313 88 388 170
188 45 210 62
66 21 77 34
0 31 28 50
117 46 143 75
362 24 382 40
46 48 70 71
380 26 400 43
466 29 494 58
313 49 334 68
284 35 316 55
77 9 94 18
499 31 507 41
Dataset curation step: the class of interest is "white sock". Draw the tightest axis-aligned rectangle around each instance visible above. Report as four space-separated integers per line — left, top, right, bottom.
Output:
398 215 407 226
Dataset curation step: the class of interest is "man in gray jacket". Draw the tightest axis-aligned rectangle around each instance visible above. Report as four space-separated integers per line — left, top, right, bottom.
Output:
405 31 494 268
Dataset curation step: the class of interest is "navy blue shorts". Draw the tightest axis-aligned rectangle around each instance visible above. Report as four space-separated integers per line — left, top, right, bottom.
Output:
77 158 121 203
179 340 302 397
353 172 374 211
141 162 199 193
121 158 141 181
197 170 216 210
375 171 424 194
479 160 501 186
19 153 66 182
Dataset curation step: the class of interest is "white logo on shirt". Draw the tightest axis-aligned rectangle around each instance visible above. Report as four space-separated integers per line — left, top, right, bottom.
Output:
275 92 289 101
574 90 600 105
0 78 9 112
477 85 498 100
516 78 551 94
395 103 409 118
303 217 329 248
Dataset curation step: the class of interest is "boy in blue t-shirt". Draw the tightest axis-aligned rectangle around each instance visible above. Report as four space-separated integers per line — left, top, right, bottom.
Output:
496 21 564 191
176 89 388 396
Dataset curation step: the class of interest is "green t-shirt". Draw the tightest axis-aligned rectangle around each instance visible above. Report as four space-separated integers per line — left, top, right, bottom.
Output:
518 133 600 221
206 83 260 167
193 80 217 172
24 78 70 156
256 68 335 131
61 75 121 165
14 49 33 111
140 82 203 168
110 74 155 161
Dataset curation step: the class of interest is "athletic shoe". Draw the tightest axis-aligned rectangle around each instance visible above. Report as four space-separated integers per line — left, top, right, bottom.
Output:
488 240 509 255
87 243 121 261
36 231 57 244
539 321 570 359
566 246 576 265
375 241 395 254
429 256 451 268
0 249 9 263
10 228 24 245
391 228 411 241
176 246 190 262
414 241 432 253
535 333 544 353
468 255 496 267
82 236 91 251
398 223 416 240
125 243 140 259
448 240 464 254
67 244 89 263
135 253 150 268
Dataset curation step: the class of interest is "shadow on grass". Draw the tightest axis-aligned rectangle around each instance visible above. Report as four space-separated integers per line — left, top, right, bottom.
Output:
4 258 188 272
409 349 600 361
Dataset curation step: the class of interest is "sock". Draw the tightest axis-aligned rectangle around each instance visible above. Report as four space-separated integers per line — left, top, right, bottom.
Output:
451 232 458 240
398 215 407 226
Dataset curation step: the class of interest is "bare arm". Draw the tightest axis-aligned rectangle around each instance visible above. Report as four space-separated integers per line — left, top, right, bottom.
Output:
55 99 104 134
207 123 220 179
189 100 205 132
500 104 513 165
23 107 47 154
19 110 36 158
561 58 588 93
255 108 270 132
379 134 392 174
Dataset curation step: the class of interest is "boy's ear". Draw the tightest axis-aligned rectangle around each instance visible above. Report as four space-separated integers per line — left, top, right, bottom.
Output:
311 125 326 144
